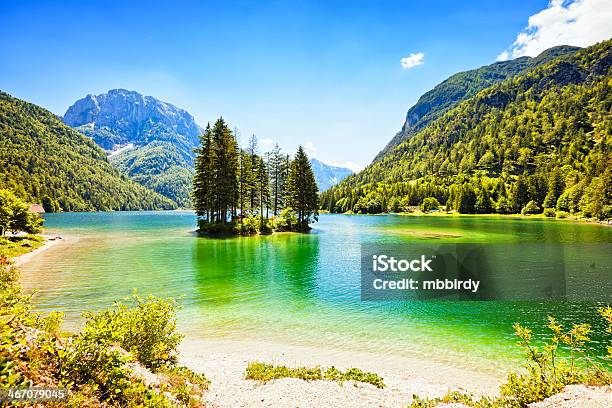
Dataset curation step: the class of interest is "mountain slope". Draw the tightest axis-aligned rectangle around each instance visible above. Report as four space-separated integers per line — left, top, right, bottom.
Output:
321 41 611 219
309 158 353 192
0 91 176 212
373 45 581 162
63 89 200 207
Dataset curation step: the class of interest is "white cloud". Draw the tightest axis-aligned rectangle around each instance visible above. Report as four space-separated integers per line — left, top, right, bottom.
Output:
305 141 317 153
400 52 425 69
326 160 364 173
260 138 274 145
497 0 612 60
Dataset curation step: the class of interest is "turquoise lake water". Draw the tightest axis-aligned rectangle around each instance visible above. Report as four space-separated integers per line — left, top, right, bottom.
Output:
19 212 612 374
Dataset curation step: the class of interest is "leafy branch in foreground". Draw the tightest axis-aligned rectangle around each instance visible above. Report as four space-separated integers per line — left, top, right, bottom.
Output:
245 361 385 389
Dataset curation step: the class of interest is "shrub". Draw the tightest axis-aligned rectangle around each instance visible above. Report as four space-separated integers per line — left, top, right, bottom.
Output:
239 216 259 235
521 200 540 215
158 365 209 405
0 189 43 236
556 211 569 219
80 294 183 370
272 208 297 231
1 260 208 407
409 311 612 408
420 197 441 213
245 361 385 388
543 208 556 217
323 366 385 388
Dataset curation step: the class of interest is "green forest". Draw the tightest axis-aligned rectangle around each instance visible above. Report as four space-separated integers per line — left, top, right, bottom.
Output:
0 92 177 212
321 40 612 220
193 118 319 234
374 45 580 161
110 140 194 208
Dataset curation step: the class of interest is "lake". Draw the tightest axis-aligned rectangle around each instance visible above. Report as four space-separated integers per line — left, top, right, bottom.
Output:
19 211 612 375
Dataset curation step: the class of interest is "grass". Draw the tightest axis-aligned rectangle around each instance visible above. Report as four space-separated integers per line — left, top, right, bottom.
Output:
244 361 385 389
0 234 44 258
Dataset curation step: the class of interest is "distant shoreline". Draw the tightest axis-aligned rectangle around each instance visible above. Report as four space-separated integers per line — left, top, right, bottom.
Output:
322 210 612 226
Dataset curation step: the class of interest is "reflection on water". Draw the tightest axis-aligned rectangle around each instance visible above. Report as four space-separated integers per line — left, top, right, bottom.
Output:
19 211 612 374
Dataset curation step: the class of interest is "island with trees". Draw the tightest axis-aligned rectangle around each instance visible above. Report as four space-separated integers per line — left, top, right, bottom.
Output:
192 118 319 235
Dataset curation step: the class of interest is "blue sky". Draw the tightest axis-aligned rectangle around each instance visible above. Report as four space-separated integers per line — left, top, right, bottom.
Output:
1 1 610 170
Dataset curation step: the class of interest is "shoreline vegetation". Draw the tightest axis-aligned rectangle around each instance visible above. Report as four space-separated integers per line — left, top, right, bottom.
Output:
320 207 612 226
192 118 319 237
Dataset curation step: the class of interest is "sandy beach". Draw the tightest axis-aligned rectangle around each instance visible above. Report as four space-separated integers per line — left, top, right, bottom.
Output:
12 234 67 267
179 338 503 407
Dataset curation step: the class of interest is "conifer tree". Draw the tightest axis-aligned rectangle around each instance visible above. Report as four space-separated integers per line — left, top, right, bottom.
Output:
211 118 239 223
193 124 214 222
268 144 285 215
286 146 319 230
257 155 270 229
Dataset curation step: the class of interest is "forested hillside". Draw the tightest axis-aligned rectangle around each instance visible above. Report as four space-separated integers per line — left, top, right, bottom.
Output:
0 91 177 212
64 89 200 207
322 41 611 220
373 45 580 162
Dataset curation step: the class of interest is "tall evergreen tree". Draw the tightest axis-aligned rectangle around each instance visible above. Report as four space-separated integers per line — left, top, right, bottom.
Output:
211 118 239 223
257 155 270 229
286 146 319 230
268 144 285 215
247 135 259 214
193 124 214 222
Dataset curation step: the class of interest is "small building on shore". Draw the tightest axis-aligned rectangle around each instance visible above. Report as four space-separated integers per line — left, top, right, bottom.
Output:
29 204 45 214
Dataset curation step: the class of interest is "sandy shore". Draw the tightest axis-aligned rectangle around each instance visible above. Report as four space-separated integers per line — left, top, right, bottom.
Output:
179 338 503 408
12 234 67 267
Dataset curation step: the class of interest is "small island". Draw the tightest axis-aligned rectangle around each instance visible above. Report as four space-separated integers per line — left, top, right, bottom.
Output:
192 118 319 236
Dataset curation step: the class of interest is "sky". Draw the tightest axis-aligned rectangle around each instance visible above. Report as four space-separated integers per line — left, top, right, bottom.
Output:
1 0 611 171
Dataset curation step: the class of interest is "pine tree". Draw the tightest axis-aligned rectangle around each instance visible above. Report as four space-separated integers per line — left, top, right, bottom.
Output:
257 155 270 230
286 146 319 230
210 118 239 224
247 135 259 214
193 124 214 223
268 144 284 215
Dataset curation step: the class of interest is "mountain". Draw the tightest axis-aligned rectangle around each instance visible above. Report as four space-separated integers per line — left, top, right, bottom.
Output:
309 158 353 192
63 89 201 207
0 91 176 212
321 41 611 219
372 45 581 162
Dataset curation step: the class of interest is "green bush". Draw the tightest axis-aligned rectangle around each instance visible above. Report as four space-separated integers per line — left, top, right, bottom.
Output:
239 216 259 235
323 366 385 388
157 365 209 405
245 361 385 388
543 208 556 218
0 189 42 236
79 294 183 370
420 197 441 213
272 208 297 231
409 311 612 408
556 211 569 219
1 260 208 407
521 200 541 215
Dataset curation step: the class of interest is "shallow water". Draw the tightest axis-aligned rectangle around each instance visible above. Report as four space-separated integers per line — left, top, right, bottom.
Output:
20 212 612 374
